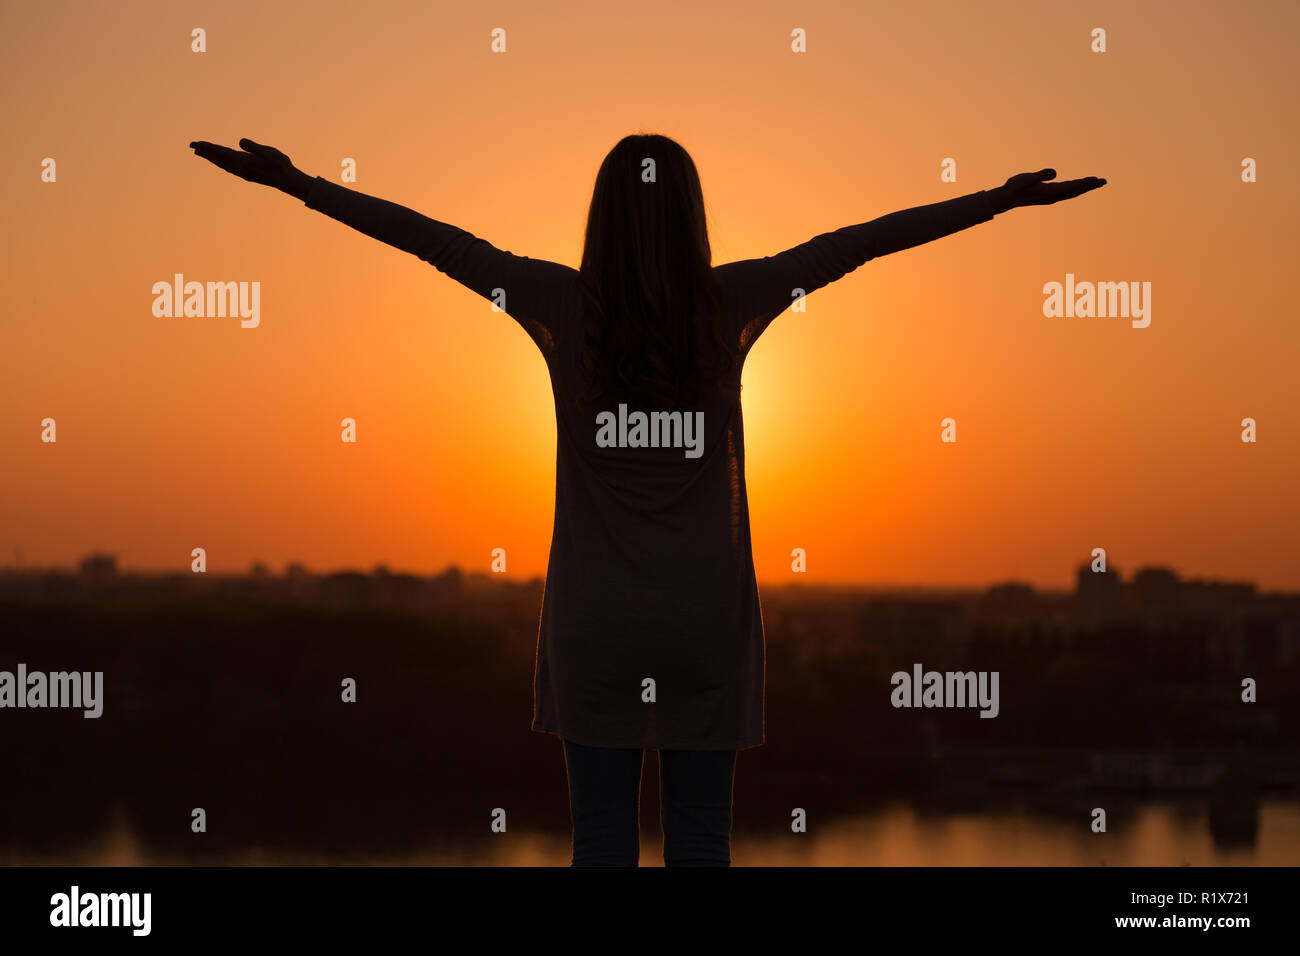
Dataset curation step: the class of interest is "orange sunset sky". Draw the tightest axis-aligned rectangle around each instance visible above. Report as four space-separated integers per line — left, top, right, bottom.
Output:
2 0 1298 590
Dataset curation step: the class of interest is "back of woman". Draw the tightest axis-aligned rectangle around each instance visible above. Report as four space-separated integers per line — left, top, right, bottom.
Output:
532 133 765 753
535 264 765 752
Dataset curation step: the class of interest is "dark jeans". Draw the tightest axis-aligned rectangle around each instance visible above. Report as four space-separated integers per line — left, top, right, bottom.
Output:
562 739 738 866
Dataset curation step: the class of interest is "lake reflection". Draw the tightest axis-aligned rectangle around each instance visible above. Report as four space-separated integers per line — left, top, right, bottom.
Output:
7 802 1299 866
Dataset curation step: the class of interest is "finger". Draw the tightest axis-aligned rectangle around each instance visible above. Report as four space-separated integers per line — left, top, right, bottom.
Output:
1033 168 1056 182
190 146 256 180
1050 181 1088 197
192 142 244 165
240 138 281 160
1049 180 1102 202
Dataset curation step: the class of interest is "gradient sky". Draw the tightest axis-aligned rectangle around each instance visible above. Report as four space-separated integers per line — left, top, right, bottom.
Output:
2 0 1297 589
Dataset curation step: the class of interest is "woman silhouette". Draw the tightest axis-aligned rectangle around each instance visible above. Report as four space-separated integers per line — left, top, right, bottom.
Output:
191 133 1104 866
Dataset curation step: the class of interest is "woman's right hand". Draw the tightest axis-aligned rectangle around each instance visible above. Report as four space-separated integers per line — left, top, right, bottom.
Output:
988 169 1106 214
189 138 313 201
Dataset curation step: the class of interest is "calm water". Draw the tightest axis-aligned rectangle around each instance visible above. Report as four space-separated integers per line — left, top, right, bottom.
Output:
9 802 1299 866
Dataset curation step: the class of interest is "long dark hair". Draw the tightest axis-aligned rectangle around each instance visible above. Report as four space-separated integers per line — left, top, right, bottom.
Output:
578 134 735 407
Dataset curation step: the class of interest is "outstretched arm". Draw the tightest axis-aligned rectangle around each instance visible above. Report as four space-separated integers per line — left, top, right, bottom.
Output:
189 138 574 353
717 168 1106 354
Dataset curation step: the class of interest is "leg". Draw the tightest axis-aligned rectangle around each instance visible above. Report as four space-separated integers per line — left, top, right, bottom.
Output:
658 748 738 866
562 738 645 866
